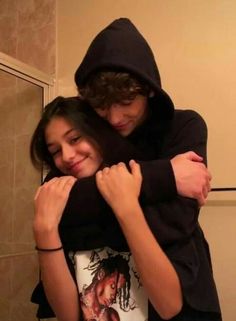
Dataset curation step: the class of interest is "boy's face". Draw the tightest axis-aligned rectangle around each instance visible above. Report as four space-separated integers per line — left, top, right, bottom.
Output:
94 95 148 136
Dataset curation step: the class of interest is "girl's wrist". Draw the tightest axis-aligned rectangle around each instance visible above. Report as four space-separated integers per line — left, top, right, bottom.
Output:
34 227 61 249
33 218 59 234
113 199 141 220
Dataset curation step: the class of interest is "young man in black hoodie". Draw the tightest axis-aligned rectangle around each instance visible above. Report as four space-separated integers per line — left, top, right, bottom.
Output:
70 18 222 321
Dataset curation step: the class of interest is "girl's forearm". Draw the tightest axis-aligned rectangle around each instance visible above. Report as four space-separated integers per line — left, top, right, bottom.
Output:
35 230 80 321
115 201 183 320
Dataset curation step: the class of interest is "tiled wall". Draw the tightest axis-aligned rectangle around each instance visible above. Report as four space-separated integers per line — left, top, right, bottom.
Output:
0 1 56 320
0 0 56 75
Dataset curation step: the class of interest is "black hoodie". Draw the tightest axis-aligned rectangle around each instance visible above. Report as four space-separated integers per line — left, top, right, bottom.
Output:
75 18 174 121
32 18 222 320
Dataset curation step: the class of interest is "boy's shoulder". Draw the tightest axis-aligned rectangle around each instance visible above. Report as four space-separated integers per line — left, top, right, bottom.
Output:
172 108 207 129
174 108 205 120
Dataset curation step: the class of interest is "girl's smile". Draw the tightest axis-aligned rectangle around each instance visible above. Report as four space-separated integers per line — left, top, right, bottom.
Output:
45 116 103 179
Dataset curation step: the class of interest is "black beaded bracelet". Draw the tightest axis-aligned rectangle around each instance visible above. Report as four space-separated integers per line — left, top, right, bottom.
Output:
35 245 63 252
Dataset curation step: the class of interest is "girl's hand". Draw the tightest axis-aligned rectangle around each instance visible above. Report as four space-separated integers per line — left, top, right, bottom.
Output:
96 160 142 215
33 176 76 233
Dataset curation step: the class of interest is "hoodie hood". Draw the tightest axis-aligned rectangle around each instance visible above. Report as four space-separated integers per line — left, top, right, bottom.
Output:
75 18 174 119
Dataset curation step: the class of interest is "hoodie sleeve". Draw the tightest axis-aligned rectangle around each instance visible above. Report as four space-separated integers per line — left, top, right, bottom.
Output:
140 109 208 203
59 162 176 229
138 110 208 245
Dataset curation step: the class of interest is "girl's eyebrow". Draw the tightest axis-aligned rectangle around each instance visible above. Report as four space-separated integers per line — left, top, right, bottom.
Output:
46 128 78 148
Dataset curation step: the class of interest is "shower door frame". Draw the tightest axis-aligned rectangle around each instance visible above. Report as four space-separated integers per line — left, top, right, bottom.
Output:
0 52 55 105
0 51 55 183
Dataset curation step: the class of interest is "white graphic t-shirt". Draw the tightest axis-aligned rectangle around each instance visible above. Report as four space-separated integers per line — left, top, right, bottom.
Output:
70 247 148 321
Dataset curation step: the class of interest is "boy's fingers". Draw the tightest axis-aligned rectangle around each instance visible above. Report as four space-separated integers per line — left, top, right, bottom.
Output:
185 151 203 162
129 160 142 181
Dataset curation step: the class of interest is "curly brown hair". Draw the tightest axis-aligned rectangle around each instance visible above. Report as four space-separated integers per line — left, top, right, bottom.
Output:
79 71 151 109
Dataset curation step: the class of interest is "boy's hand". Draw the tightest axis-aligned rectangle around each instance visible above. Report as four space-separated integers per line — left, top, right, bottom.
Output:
171 151 212 206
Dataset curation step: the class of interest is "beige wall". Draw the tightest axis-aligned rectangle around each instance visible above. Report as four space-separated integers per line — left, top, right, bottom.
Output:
200 203 236 321
57 1 236 320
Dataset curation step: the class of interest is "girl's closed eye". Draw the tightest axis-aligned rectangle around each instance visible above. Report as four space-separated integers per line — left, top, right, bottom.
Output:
69 135 82 145
50 148 61 158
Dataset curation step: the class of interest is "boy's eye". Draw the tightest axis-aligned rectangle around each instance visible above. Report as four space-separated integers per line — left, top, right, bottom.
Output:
95 106 107 111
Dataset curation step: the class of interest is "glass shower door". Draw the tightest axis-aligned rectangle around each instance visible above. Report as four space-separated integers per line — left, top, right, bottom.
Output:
0 55 54 321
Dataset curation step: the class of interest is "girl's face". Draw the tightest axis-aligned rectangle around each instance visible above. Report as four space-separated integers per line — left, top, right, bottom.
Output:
45 116 103 179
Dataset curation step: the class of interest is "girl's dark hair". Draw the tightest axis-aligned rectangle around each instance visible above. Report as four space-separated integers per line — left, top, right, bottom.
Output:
30 96 139 173
79 70 151 109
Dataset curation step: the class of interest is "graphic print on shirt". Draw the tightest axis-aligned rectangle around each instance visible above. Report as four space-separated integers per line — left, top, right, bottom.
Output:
70 247 148 321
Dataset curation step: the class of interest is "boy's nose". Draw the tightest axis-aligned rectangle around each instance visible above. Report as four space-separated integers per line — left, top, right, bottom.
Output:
106 105 123 126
